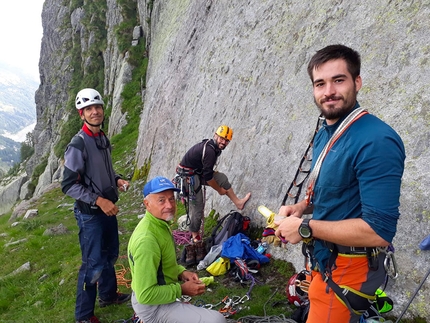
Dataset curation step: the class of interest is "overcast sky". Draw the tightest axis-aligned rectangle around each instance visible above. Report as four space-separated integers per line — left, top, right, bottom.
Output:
0 0 44 81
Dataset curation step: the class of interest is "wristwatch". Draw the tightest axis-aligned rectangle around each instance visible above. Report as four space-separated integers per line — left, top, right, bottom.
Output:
298 218 312 239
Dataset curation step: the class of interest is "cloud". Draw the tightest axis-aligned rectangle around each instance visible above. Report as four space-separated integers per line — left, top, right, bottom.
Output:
0 0 44 80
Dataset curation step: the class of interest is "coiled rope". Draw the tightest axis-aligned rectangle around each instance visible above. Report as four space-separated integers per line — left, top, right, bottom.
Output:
115 258 132 288
235 288 298 323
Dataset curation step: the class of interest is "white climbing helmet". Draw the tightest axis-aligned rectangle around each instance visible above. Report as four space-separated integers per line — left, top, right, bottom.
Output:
75 88 104 110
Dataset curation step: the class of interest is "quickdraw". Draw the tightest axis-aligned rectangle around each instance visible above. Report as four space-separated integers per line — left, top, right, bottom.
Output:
202 295 229 309
218 294 250 317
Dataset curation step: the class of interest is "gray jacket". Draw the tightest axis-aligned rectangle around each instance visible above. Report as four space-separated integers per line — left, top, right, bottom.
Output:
61 127 120 215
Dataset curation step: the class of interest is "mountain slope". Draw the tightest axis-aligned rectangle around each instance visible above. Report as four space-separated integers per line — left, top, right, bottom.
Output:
0 62 37 135
0 62 38 172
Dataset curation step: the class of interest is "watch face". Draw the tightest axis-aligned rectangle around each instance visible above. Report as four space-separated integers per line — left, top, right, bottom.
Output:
300 226 311 238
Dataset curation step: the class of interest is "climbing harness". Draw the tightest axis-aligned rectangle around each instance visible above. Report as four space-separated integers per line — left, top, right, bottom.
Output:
173 164 207 244
173 165 197 227
302 239 398 318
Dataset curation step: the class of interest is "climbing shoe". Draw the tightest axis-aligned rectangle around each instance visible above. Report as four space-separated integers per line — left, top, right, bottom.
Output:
98 292 131 308
185 244 197 266
76 316 101 323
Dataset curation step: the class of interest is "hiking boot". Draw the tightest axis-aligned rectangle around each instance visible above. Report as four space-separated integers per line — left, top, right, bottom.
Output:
195 240 207 262
76 316 101 323
98 292 131 308
185 244 196 266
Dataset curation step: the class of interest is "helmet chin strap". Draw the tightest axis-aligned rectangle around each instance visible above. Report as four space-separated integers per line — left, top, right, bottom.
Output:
84 117 104 128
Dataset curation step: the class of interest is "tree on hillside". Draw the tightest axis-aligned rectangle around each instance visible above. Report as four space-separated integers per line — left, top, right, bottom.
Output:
20 132 35 162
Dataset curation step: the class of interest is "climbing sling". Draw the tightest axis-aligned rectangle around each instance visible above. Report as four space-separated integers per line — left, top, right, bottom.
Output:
304 107 368 206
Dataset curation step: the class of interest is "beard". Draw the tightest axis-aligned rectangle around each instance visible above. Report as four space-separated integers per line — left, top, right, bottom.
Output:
165 213 175 222
315 88 357 121
217 143 226 150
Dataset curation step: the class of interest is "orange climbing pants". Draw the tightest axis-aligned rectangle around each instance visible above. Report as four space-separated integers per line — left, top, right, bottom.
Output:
306 252 385 323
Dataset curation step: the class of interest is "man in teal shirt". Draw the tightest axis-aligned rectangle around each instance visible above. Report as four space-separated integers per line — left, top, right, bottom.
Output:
275 45 405 323
128 176 226 323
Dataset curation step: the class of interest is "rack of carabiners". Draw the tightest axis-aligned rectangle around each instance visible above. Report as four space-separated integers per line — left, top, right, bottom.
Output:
178 294 251 318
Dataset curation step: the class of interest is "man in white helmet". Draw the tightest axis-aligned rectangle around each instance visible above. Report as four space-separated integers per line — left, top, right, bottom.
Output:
61 88 130 323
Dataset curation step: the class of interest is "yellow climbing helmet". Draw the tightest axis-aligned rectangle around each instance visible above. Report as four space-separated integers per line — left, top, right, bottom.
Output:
215 125 233 141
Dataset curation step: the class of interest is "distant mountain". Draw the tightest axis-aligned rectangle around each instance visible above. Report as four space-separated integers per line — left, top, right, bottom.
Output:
0 135 20 173
0 62 37 133
0 62 38 171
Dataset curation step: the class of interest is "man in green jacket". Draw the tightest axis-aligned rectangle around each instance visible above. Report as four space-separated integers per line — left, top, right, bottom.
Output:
128 176 226 323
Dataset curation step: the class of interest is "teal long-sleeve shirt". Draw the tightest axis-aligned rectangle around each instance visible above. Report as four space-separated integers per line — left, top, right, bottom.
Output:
128 211 186 305
311 104 405 269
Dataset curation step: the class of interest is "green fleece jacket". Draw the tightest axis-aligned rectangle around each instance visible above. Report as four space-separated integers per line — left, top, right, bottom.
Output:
128 211 186 305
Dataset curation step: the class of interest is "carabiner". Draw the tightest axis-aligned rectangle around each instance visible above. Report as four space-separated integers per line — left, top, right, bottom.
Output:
381 247 398 279
238 294 250 304
230 295 241 306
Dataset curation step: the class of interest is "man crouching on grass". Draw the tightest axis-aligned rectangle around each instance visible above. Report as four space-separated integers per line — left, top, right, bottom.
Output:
127 176 226 323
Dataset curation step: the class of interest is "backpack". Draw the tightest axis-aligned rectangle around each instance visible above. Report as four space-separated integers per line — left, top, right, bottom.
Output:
206 211 250 251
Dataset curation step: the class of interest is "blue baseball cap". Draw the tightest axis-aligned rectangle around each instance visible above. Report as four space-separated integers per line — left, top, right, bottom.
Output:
143 176 180 196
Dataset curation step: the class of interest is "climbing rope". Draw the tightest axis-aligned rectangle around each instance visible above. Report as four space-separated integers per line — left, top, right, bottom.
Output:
236 288 298 323
173 230 192 245
115 258 132 289
235 316 298 323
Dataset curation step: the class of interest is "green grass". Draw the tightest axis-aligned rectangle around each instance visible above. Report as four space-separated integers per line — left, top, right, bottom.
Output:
0 173 298 323
0 185 425 322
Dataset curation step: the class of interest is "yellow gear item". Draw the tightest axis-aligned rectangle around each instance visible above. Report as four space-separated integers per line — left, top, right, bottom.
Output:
206 257 230 276
215 125 233 141
258 205 286 229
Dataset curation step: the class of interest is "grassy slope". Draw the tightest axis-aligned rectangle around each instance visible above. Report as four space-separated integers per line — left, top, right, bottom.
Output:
0 123 297 322
0 127 415 323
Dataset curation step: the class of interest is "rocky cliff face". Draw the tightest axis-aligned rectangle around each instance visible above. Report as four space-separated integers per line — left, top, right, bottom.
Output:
2 0 429 319
0 0 133 208
135 0 430 318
